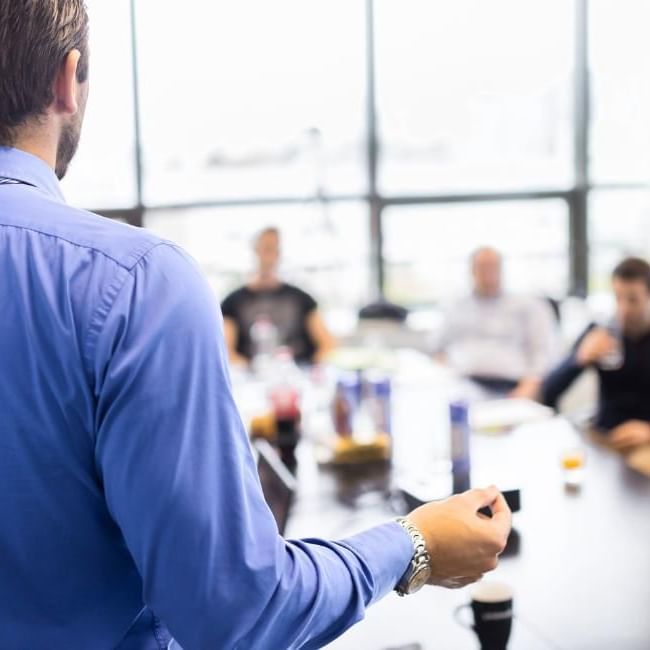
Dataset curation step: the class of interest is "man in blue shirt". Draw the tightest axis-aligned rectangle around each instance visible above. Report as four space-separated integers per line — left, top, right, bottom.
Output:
0 2 510 648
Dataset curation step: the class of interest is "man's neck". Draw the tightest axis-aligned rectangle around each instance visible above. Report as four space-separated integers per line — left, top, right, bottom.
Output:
625 319 650 341
474 290 501 300
12 127 58 172
249 272 280 291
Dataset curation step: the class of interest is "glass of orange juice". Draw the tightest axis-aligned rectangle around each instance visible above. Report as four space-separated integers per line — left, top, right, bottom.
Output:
560 447 586 489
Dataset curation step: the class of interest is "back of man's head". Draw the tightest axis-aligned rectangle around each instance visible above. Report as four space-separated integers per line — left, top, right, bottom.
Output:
0 0 89 146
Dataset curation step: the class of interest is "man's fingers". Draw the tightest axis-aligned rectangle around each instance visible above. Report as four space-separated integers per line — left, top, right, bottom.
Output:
462 486 500 511
440 574 484 589
488 492 512 530
464 486 511 527
611 436 635 450
610 429 636 449
477 492 512 552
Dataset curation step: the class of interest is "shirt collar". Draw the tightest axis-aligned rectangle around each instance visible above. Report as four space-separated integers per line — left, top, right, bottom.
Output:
0 147 65 204
473 290 503 301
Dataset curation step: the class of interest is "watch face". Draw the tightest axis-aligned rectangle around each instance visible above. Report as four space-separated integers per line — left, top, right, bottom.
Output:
408 565 431 594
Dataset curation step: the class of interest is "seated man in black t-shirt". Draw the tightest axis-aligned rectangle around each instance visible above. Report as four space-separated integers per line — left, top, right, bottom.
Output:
541 257 650 451
221 227 336 366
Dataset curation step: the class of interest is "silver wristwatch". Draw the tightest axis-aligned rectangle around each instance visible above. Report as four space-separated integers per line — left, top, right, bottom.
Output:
395 517 432 596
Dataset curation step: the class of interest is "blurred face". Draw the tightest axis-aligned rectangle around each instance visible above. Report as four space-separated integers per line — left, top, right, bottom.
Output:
472 250 502 297
613 277 650 337
255 231 280 275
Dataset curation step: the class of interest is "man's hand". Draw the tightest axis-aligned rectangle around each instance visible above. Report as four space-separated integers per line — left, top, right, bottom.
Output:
609 420 650 451
508 377 541 400
575 328 619 367
407 486 511 589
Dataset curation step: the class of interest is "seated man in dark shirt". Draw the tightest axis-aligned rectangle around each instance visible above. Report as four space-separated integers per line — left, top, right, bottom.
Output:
221 227 336 365
541 257 650 451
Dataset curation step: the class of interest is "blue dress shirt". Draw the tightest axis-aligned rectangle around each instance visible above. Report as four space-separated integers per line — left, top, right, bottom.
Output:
0 147 411 649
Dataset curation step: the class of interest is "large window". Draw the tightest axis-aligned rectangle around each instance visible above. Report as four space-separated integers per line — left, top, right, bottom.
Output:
384 201 569 306
60 0 137 209
135 0 367 205
587 0 650 303
589 190 650 294
63 1 650 310
589 0 650 185
375 0 574 195
145 202 370 313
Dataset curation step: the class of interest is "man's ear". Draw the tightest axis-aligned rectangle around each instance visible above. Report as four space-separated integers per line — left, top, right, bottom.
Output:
53 49 82 115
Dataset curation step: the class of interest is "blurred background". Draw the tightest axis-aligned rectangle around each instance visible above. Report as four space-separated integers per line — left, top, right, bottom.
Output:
61 0 650 331
51 3 650 647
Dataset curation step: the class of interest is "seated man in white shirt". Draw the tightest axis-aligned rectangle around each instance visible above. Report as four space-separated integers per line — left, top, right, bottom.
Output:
437 247 557 399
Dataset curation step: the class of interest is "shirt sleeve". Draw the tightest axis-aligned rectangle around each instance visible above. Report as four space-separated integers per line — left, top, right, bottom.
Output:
88 243 412 649
523 297 560 377
431 298 464 355
435 300 458 355
540 324 595 408
295 285 318 316
220 287 240 320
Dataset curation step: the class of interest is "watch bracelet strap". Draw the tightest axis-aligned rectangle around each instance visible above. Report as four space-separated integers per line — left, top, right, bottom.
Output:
395 517 431 595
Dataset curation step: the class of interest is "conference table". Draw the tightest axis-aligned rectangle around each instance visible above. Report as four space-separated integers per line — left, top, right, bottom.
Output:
236 353 650 650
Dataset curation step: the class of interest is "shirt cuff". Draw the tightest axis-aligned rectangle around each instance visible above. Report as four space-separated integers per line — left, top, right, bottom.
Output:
338 521 413 604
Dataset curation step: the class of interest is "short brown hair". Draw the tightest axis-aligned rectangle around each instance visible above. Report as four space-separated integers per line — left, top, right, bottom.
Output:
0 0 89 145
612 257 650 290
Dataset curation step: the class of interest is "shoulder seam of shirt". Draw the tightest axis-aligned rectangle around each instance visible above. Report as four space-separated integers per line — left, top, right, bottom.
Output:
83 242 183 384
0 220 160 272
285 282 316 303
